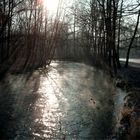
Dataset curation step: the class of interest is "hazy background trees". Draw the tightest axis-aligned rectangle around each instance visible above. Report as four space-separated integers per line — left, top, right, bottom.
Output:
0 0 65 75
57 0 140 74
0 0 139 76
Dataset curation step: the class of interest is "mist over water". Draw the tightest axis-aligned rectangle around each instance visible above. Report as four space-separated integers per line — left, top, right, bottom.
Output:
0 61 125 139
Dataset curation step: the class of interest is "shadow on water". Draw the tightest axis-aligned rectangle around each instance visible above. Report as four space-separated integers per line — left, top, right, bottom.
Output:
0 81 15 139
0 72 47 139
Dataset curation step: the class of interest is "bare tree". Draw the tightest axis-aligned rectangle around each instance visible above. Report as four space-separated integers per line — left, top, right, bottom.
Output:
125 10 140 67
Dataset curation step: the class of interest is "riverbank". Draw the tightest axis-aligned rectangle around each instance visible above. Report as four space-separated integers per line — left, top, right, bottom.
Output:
115 63 140 139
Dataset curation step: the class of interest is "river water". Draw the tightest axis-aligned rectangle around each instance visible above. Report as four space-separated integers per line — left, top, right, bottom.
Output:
0 61 126 140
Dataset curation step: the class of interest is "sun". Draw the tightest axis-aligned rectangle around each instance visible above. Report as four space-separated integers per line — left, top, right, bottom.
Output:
43 0 59 12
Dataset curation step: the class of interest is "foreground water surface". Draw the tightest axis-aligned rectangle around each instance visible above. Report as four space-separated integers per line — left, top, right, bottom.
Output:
0 61 126 140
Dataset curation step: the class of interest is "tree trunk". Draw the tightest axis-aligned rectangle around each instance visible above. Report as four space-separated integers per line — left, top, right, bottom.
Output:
116 0 124 68
125 10 140 68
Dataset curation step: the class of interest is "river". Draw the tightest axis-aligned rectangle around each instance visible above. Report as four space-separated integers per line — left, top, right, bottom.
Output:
0 61 126 140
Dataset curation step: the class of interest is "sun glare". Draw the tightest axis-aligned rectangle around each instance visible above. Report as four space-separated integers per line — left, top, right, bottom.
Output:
43 0 59 12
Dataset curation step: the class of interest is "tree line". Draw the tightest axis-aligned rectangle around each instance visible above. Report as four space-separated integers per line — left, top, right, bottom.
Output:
64 0 140 74
0 0 140 76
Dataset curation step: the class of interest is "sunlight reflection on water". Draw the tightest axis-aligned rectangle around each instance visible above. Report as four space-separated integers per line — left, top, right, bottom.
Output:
33 65 70 139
